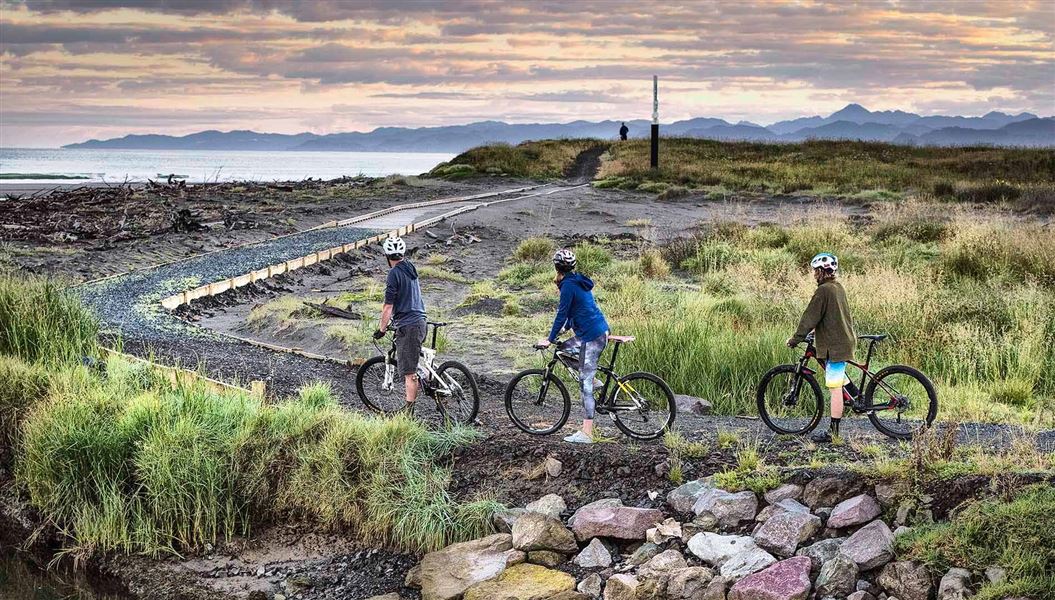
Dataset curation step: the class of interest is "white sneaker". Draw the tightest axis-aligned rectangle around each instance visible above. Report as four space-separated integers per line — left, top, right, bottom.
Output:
563 430 594 444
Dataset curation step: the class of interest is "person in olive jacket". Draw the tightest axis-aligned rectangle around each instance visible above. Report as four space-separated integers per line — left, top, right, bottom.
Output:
787 252 856 442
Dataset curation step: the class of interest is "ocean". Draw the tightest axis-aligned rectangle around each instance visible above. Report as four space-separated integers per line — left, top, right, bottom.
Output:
0 148 455 184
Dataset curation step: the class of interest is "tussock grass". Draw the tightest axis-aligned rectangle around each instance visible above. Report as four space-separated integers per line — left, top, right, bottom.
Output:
897 484 1055 600
0 272 98 365
0 355 50 457
513 237 556 263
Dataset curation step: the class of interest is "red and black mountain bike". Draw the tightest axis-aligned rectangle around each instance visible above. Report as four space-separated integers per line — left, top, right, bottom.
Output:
756 333 937 440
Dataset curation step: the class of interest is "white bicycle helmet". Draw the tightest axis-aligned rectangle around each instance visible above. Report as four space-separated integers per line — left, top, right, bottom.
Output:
382 236 406 258
553 248 577 272
810 252 838 273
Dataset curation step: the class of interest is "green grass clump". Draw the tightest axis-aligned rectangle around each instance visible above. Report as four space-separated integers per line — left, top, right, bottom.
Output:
573 242 612 277
638 249 671 279
0 272 98 365
0 355 50 456
897 484 1055 600
513 237 556 263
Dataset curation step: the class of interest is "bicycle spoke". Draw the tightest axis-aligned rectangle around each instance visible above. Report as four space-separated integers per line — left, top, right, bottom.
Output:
612 375 673 439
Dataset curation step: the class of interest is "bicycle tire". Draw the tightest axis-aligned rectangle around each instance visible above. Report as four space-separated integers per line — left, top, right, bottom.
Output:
504 369 571 435
865 364 937 440
756 364 823 435
435 360 480 425
611 372 677 440
356 355 403 414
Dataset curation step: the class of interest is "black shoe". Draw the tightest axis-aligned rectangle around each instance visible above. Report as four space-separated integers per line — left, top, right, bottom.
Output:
811 430 833 443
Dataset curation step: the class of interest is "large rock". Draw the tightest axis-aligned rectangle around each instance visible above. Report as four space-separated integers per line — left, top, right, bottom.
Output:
701 576 730 600
513 512 578 554
578 573 603 598
803 473 868 509
763 484 803 505
568 499 622 527
795 537 846 573
847 592 875 600
669 480 713 514
570 502 664 542
667 566 716 599
814 553 858 598
752 511 822 557
728 556 812 600
627 541 663 566
574 538 612 568
877 561 932 600
938 567 973 600
527 550 565 567
719 546 778 580
463 563 575 600
756 499 810 523
693 489 759 527
688 532 760 565
603 574 639 600
676 394 713 415
841 520 894 571
638 549 688 578
417 533 520 600
526 494 567 520
827 494 882 529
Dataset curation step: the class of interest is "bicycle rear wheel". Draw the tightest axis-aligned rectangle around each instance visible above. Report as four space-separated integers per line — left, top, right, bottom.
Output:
756 364 823 435
864 365 937 440
356 355 406 414
610 372 676 440
434 360 480 425
504 369 571 435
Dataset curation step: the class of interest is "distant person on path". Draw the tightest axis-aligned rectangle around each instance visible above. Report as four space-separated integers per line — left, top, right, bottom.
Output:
787 252 857 443
536 248 610 444
374 235 427 415
619 122 629 140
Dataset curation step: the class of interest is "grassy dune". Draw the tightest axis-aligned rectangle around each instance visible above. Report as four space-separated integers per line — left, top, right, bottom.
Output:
441 138 1055 206
0 273 497 558
473 205 1055 426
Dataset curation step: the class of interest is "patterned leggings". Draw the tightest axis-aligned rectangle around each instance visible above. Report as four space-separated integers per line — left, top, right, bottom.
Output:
559 333 608 419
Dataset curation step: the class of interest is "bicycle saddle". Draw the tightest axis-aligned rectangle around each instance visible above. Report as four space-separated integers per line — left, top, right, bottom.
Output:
858 334 888 342
608 335 635 343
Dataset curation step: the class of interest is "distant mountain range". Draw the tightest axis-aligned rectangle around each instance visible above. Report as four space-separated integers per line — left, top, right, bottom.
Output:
64 104 1054 151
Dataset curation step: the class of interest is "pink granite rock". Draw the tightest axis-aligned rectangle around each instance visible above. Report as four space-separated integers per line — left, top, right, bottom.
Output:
827 494 882 529
728 556 812 600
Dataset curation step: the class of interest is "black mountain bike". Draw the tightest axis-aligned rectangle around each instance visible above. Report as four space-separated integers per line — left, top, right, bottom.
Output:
757 333 937 440
504 335 676 440
356 321 479 425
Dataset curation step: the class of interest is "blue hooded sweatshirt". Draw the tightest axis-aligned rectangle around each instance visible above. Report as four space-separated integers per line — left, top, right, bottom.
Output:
548 272 609 343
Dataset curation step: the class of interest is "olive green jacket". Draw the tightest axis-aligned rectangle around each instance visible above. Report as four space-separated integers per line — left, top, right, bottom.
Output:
790 279 856 362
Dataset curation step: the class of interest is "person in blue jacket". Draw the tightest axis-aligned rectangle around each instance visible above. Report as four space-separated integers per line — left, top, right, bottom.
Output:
536 247 610 444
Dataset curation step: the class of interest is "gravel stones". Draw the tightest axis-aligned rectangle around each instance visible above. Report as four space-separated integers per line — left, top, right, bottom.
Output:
752 510 822 557
827 494 882 529
841 520 894 571
728 556 812 600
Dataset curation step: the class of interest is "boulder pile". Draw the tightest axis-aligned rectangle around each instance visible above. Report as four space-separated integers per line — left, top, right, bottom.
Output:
384 474 1002 600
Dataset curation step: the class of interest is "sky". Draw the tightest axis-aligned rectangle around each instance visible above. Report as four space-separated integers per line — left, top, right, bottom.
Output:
1 0 1053 148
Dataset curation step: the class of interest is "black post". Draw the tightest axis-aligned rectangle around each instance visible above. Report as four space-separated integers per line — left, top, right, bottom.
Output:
650 75 659 169
650 123 659 169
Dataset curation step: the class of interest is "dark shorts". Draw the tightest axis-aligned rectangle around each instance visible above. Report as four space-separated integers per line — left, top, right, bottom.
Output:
394 320 426 376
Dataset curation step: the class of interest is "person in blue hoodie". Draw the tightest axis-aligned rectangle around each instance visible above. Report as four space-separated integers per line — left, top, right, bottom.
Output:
536 247 610 444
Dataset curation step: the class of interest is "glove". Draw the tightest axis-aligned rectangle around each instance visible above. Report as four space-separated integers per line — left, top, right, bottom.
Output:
373 329 386 340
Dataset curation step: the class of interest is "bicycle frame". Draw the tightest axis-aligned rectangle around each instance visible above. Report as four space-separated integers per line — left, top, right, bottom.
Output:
538 338 643 411
793 337 904 413
372 322 456 396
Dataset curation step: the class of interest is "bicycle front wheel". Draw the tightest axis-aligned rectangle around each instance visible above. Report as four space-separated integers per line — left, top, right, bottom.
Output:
356 355 405 414
865 365 937 440
756 364 823 435
434 360 480 425
504 369 571 435
611 372 676 440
